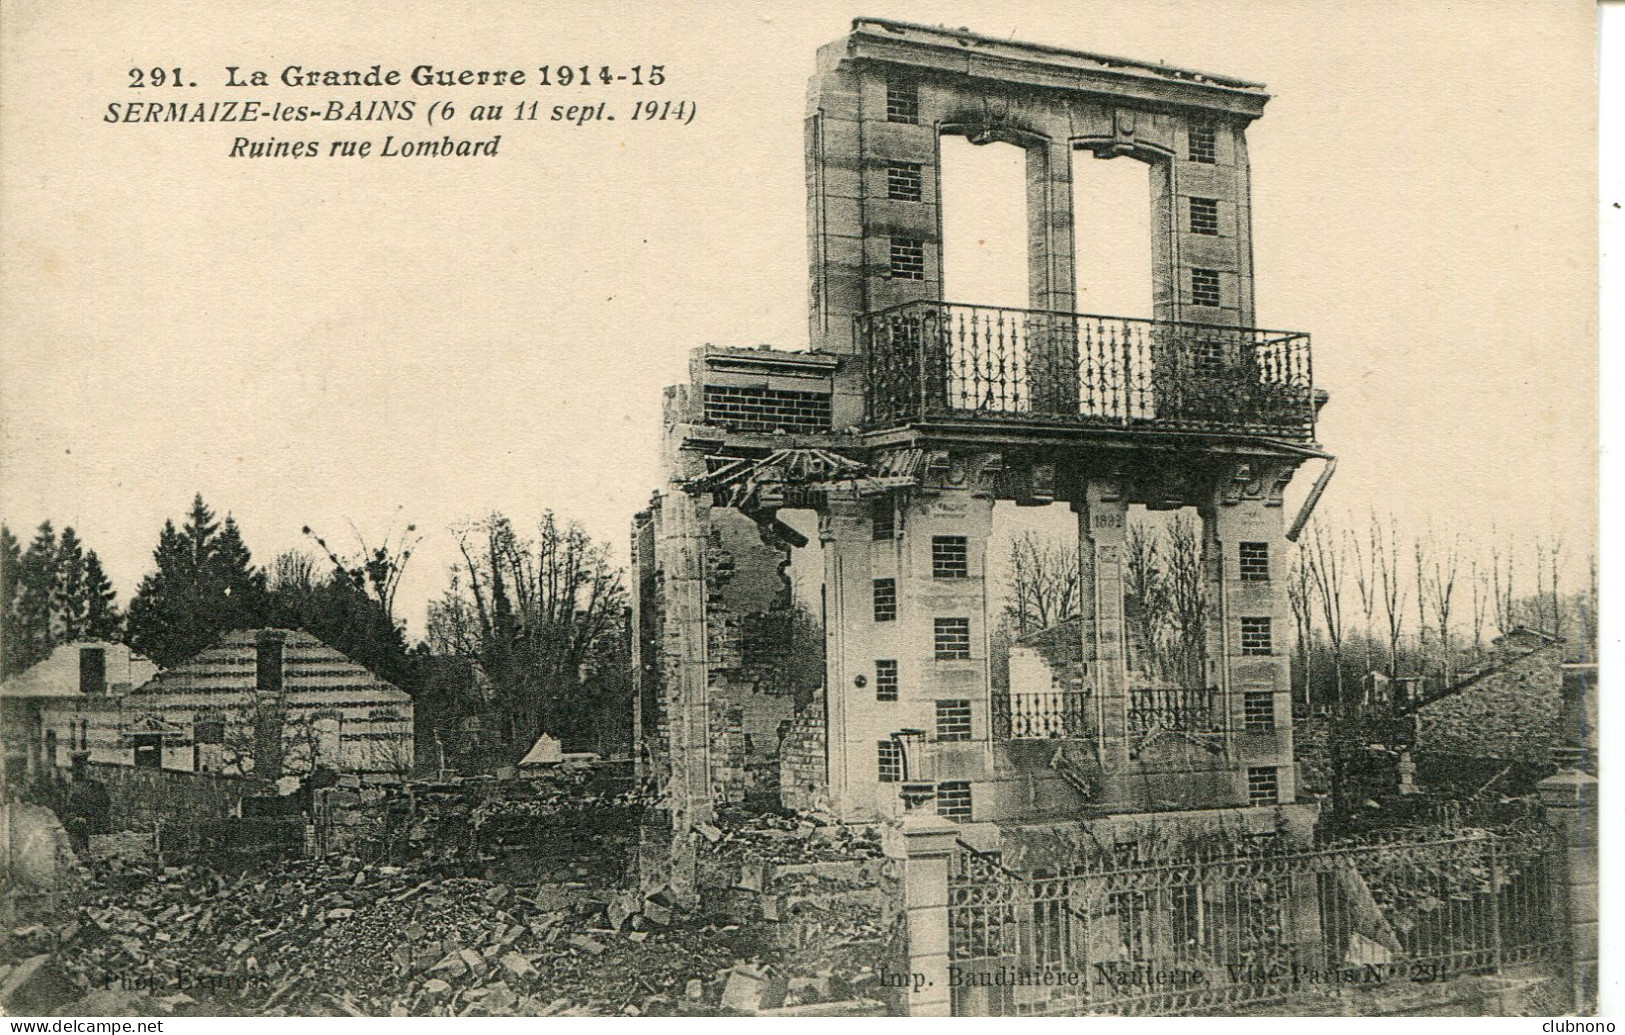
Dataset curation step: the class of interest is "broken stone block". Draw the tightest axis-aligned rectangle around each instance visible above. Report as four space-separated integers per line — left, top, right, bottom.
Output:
685 978 705 1000
721 966 772 1014
568 934 606 955
642 901 672 927
498 951 537 980
429 952 468 978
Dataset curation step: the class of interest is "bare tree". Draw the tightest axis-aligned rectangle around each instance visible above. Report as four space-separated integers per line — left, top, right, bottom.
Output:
1003 531 1079 637
1288 546 1316 709
1304 521 1347 706
1347 519 1377 674
1490 531 1517 636
1468 557 1488 662
1163 513 1206 687
1372 513 1408 676
1426 531 1461 685
429 512 626 751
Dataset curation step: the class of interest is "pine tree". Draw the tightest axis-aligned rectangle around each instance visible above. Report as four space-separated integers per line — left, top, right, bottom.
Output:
15 522 59 670
55 526 89 640
211 515 268 632
1 525 23 676
83 550 121 641
128 495 268 666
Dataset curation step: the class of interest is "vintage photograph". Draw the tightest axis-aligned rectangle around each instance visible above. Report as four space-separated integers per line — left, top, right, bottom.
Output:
0 0 1602 1020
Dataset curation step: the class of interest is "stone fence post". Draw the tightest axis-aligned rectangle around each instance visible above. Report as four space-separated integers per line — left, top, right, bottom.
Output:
887 810 958 1016
1538 768 1598 1014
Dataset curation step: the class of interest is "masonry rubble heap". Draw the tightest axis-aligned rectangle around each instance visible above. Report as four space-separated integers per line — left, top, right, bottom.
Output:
0 783 894 1017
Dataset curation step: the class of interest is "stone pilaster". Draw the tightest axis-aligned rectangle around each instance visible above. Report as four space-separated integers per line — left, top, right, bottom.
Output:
888 809 958 1016
1539 769 1599 1014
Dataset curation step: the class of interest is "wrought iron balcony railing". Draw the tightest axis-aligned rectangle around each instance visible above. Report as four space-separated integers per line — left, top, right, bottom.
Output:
1128 686 1218 735
992 690 1093 740
859 301 1315 439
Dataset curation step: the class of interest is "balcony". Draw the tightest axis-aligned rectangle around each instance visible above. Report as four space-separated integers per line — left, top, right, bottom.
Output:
1128 686 1218 735
992 690 1093 740
859 301 1316 440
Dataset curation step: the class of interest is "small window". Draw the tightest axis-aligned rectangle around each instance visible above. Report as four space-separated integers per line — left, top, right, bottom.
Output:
935 699 972 741
1191 268 1221 308
889 237 925 280
1248 766 1280 806
931 536 969 578
1189 197 1219 235
934 617 971 660
873 578 897 622
878 740 903 783
1240 617 1273 655
195 719 225 744
1193 338 1225 377
886 80 919 124
1240 542 1270 582
937 781 973 822
1243 692 1275 732
887 161 923 201
875 659 899 701
1189 122 1217 164
871 497 895 541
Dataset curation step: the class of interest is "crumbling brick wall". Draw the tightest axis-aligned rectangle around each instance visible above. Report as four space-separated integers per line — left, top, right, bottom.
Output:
703 510 801 805
780 696 828 814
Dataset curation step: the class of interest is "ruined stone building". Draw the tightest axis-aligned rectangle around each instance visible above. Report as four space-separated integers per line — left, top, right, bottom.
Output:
0 640 158 785
632 19 1331 855
38 629 413 782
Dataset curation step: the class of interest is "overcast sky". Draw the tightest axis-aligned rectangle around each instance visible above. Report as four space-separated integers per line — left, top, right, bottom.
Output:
0 0 1598 637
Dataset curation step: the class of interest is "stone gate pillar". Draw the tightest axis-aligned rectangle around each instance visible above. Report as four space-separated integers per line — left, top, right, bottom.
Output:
1538 768 1598 1014
887 808 959 1016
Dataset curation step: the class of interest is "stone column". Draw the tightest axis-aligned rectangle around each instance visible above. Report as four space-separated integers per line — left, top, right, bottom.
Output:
1538 769 1598 1014
1076 482 1129 764
658 488 712 908
888 809 959 1016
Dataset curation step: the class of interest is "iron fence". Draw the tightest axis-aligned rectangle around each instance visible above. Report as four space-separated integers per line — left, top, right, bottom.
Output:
859 301 1315 439
1129 687 1218 736
946 825 1565 1016
992 691 1093 740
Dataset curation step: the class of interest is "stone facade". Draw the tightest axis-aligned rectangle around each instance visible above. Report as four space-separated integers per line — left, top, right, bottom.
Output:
631 17 1327 860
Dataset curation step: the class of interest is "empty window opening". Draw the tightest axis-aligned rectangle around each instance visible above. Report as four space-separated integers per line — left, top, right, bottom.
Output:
886 80 918 124
873 578 897 622
889 237 925 280
935 699 972 741
1189 197 1219 236
1189 122 1217 164
932 536 969 578
1239 542 1270 581
937 780 973 821
875 659 899 701
934 617 972 659
1073 151 1154 320
940 134 1029 309
1124 506 1208 689
1243 692 1275 731
887 161 923 201
871 497 896 541
1240 617 1273 655
1248 766 1279 806
1191 268 1222 308
878 740 903 782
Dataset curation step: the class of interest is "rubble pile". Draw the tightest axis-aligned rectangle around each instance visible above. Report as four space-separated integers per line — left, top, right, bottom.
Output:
4 854 804 1016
